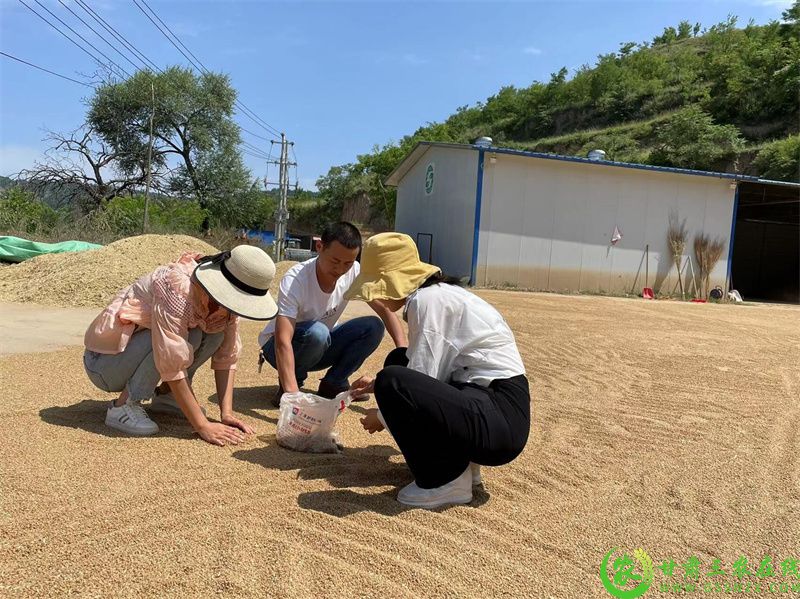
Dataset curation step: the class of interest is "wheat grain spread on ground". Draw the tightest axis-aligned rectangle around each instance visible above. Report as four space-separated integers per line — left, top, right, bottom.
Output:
1 280 798 597
0 234 298 308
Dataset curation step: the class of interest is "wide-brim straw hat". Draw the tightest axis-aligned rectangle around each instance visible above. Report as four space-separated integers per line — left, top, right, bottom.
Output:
346 232 440 302
194 245 278 320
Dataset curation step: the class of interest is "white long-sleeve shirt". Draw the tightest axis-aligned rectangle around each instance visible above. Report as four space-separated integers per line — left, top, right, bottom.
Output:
403 284 525 386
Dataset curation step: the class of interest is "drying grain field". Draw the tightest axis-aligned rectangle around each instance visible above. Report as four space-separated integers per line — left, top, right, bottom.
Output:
0 237 798 598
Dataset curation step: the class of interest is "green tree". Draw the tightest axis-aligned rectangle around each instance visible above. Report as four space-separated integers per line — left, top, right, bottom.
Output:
314 164 370 227
88 67 251 226
650 106 745 170
783 0 800 26
754 135 800 181
231 184 277 230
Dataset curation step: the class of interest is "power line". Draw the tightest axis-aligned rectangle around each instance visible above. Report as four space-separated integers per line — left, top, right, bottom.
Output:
1 50 94 87
25 0 130 78
74 2 277 143
241 141 271 158
235 102 282 139
17 0 283 169
240 125 278 143
291 145 299 188
241 139 268 151
73 0 160 72
16 0 118 76
132 0 283 139
264 142 275 188
137 0 206 71
131 0 201 72
64 2 271 138
241 144 271 160
136 0 283 138
56 0 141 73
243 149 273 161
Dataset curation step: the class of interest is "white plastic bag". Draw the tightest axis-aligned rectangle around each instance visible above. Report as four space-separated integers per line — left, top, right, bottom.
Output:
276 390 352 453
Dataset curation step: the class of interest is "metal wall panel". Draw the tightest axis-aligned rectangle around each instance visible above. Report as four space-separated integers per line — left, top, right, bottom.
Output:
477 153 735 294
394 146 478 279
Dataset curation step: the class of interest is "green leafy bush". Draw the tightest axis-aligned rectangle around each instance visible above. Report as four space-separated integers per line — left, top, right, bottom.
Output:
101 195 208 236
649 106 745 170
0 187 61 234
753 135 800 182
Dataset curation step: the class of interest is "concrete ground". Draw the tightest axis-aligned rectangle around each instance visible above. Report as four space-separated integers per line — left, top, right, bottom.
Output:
0 300 377 356
0 302 99 356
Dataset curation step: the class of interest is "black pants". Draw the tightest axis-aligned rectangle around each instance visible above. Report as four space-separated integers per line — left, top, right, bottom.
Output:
375 348 531 489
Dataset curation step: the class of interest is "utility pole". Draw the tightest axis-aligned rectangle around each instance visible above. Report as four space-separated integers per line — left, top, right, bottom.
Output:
143 81 155 233
265 133 296 261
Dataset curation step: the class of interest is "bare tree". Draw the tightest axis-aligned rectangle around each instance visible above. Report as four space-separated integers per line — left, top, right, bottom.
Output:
18 126 168 213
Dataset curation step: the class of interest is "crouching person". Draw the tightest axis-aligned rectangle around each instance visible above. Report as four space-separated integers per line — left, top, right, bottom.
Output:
347 233 531 509
83 245 278 446
258 222 407 406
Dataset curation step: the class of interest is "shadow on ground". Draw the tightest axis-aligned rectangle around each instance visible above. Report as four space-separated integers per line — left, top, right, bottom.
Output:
233 437 490 516
206 385 279 424
39 399 197 441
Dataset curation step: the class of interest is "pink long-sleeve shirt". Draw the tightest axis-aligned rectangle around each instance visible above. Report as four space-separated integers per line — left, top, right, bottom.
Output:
84 253 241 382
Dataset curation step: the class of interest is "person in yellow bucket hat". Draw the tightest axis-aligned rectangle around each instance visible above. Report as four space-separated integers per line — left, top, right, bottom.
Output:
346 232 531 509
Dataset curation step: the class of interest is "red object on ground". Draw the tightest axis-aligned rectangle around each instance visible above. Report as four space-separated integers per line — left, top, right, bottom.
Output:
691 299 707 303
642 287 654 299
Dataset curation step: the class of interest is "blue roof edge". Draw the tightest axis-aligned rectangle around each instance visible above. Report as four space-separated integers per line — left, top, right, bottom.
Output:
386 141 799 188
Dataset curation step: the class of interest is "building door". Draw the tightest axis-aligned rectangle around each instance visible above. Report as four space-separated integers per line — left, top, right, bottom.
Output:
731 182 799 303
417 233 433 263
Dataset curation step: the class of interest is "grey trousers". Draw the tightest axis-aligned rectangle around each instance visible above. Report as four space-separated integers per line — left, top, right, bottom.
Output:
83 328 225 402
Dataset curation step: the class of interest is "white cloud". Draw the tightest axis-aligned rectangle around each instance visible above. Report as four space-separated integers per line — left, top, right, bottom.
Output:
523 46 543 56
402 53 429 66
0 145 46 177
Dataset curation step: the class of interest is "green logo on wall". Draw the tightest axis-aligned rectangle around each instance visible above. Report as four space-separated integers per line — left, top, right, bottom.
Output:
424 163 434 195
600 547 654 598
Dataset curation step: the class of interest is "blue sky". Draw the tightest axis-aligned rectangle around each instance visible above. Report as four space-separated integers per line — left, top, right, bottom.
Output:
0 0 792 190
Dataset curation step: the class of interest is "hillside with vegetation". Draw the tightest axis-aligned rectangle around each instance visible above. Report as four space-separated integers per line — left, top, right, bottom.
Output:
2 7 797 243
316 6 800 228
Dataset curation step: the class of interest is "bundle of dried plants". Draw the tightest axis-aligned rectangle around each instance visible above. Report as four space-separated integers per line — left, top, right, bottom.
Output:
667 211 688 298
694 233 726 299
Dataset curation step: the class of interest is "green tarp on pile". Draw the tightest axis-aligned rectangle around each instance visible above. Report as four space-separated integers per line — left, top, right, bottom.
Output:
0 236 102 263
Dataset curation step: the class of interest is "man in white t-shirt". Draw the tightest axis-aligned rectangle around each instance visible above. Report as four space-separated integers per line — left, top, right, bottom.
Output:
259 222 407 405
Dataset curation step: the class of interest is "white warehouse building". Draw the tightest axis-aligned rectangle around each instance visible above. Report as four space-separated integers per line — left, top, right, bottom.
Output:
388 140 799 303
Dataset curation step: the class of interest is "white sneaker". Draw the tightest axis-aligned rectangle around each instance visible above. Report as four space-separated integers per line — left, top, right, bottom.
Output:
470 463 483 486
397 466 473 508
148 392 206 417
105 401 159 436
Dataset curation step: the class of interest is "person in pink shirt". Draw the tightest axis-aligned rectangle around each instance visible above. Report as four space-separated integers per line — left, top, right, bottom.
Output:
83 245 278 445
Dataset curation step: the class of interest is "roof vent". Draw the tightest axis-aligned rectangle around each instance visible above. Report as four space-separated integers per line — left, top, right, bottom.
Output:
587 149 607 161
474 136 493 149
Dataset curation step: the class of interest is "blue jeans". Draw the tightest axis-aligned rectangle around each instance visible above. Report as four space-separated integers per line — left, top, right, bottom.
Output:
261 316 385 390
83 328 224 401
